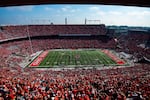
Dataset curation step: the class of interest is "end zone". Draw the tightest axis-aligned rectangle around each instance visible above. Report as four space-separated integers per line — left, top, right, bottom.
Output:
29 51 49 67
102 50 125 65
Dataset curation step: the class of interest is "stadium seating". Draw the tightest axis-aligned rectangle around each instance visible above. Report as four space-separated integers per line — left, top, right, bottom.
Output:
116 31 150 59
1 25 106 38
0 64 149 100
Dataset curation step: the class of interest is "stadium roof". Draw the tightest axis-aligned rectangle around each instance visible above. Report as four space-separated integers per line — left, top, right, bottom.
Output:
0 0 150 7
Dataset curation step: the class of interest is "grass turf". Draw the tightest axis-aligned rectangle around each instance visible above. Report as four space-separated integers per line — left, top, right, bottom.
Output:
35 50 117 68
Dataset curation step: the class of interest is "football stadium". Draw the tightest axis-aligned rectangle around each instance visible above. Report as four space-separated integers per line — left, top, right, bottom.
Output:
0 3 150 100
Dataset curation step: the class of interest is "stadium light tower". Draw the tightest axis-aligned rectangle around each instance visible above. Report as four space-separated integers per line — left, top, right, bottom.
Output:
85 18 87 25
26 25 33 54
65 18 67 25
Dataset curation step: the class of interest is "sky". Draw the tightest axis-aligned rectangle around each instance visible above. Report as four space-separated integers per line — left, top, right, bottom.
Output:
0 4 150 26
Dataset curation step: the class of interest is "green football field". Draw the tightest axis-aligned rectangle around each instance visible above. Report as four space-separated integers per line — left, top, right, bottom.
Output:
31 49 118 68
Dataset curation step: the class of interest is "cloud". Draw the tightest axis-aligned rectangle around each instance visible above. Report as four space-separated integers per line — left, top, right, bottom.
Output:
89 6 100 11
2 5 150 26
45 7 52 11
61 6 71 12
5 6 34 11
86 6 150 26
126 10 150 16
88 6 105 16
108 11 122 15
61 6 79 13
62 7 68 11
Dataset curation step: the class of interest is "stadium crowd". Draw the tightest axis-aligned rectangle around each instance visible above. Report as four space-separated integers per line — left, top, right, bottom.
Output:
116 31 150 59
1 25 106 38
0 64 149 100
